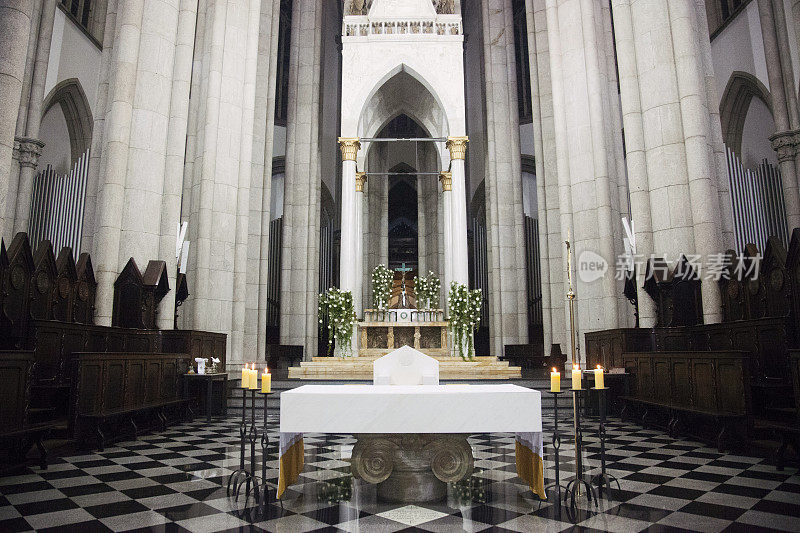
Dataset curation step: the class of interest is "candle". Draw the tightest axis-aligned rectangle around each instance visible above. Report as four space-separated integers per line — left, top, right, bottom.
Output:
550 368 560 392
262 368 271 393
241 365 248 388
572 364 582 390
249 364 258 390
594 365 604 389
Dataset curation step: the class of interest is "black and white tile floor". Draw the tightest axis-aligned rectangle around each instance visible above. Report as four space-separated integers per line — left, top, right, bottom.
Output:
0 414 798 532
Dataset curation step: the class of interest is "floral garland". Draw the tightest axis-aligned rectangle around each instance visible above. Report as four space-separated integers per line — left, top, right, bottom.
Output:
318 287 357 357
371 264 393 310
448 281 482 361
413 271 440 310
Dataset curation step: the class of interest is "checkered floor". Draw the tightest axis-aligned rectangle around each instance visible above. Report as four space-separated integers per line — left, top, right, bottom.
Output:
0 413 798 532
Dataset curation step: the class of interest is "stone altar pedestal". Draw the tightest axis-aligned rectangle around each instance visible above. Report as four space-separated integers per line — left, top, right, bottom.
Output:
350 433 473 503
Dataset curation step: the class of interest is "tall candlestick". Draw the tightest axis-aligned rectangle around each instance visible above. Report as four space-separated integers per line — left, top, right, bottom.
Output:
594 365 604 389
551 368 561 392
572 364 582 390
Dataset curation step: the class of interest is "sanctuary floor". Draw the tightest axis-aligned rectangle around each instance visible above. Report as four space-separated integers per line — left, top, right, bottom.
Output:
0 415 798 532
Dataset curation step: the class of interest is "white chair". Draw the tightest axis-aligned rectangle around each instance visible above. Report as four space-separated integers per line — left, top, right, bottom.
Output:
373 345 439 385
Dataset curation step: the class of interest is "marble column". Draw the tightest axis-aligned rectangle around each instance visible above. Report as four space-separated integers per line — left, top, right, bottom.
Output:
339 138 361 311
446 137 469 285
758 0 800 231
0 0 34 241
13 0 56 235
280 0 323 359
355 171 366 318
439 171 453 295
481 0 529 356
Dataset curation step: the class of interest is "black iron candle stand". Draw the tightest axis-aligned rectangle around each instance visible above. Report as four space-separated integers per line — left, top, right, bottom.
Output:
227 386 250 496
591 387 620 499
227 388 261 501
256 391 279 509
565 389 598 509
540 390 569 510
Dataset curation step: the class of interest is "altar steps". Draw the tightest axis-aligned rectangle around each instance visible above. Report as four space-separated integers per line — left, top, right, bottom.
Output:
225 375 572 417
287 355 522 380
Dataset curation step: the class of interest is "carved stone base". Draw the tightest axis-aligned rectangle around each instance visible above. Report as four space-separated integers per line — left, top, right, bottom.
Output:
351 434 473 503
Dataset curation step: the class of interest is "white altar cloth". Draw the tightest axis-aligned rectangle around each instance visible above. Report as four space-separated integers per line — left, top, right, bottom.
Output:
279 384 542 434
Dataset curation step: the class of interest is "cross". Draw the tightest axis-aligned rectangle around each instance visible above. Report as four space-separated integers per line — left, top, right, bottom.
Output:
395 263 413 308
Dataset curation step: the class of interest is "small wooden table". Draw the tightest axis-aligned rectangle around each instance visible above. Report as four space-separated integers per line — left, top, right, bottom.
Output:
183 373 228 423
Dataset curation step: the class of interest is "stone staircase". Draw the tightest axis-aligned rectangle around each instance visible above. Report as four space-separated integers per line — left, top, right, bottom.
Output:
225 375 572 419
288 355 522 380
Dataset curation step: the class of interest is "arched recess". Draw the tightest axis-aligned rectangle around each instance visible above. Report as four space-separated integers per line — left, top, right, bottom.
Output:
720 71 773 157
41 79 94 165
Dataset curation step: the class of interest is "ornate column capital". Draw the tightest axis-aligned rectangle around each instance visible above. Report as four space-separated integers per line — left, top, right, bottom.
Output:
439 171 452 191
338 137 361 161
13 137 45 169
445 136 468 160
770 130 800 163
355 172 367 192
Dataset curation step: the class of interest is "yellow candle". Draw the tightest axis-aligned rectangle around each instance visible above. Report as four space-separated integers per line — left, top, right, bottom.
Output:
241 365 248 388
572 364 582 390
550 368 560 392
262 368 271 393
594 365 604 389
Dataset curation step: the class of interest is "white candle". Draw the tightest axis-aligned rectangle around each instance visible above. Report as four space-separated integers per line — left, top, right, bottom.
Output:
262 368 271 393
572 364 582 390
594 365 604 389
241 365 248 388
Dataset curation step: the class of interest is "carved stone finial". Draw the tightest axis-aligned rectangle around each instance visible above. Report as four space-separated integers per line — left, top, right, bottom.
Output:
445 136 468 160
439 171 452 191
338 137 361 161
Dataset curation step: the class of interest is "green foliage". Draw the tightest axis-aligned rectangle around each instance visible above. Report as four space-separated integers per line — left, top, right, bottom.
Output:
318 287 357 357
371 264 393 310
413 271 441 310
448 281 482 361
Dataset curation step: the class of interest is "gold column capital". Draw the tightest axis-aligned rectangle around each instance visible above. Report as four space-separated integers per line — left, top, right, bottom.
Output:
439 171 452 191
355 172 367 192
338 137 361 161
446 136 469 160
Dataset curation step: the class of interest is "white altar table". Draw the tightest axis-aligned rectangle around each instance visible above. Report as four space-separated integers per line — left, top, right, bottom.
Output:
277 384 545 501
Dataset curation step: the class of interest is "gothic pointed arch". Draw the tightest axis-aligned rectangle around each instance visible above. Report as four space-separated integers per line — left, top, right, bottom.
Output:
41 78 94 164
720 71 773 157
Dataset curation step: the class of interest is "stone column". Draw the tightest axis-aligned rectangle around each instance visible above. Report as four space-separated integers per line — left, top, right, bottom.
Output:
339 138 361 308
280 0 324 359
0 0 34 240
758 0 800 231
92 0 146 325
157 0 199 330
609 0 729 325
446 137 469 285
481 0 529 356
439 171 453 295
13 0 56 235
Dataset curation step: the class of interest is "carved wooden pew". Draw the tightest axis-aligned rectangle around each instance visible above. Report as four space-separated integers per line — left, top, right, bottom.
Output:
74 353 193 450
0 352 55 469
160 330 227 371
620 351 751 452
585 328 655 370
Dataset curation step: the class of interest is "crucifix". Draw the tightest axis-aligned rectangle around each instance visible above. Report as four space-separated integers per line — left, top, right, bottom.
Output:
395 263 413 308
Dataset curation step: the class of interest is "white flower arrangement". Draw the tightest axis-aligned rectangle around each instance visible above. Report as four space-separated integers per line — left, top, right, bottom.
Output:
448 281 482 361
371 264 394 310
318 287 357 357
413 271 440 310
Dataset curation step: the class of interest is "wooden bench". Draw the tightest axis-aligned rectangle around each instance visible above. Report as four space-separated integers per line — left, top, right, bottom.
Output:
0 352 56 470
74 352 194 450
620 351 751 452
